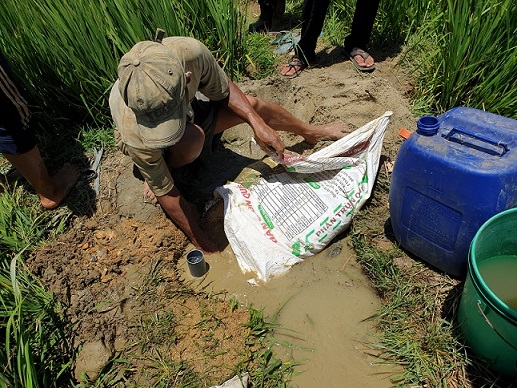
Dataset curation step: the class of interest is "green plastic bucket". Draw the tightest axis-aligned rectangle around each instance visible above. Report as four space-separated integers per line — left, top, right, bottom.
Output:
458 207 517 376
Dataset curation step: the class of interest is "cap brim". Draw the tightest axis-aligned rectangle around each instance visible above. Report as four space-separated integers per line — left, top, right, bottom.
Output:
135 98 187 149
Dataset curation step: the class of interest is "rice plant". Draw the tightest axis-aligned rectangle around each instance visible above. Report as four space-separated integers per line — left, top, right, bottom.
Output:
0 0 247 129
406 0 516 117
0 183 71 256
0 255 73 387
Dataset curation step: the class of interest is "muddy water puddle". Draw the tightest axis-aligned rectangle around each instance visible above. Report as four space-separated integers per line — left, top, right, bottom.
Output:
179 240 396 387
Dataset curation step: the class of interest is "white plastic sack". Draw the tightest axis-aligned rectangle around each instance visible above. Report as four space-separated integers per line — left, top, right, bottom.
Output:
215 112 392 281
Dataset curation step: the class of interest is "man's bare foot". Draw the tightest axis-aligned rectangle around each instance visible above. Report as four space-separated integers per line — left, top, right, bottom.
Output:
303 121 353 144
143 181 158 204
40 163 81 210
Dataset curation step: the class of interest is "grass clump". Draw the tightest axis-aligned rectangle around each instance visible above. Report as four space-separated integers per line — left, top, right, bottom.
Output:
0 0 249 129
0 181 75 386
0 183 71 255
0 256 73 387
401 0 516 117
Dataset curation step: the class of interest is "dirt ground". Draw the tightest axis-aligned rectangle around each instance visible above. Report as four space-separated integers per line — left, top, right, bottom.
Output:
26 41 417 385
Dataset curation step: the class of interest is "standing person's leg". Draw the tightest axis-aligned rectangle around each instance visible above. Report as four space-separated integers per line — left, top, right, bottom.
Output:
343 0 380 70
281 0 331 78
4 148 80 210
250 0 285 33
271 0 286 31
249 0 275 32
0 52 80 209
296 0 331 63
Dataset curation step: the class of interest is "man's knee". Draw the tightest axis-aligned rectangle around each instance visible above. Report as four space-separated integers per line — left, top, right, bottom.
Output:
166 123 205 168
246 95 262 110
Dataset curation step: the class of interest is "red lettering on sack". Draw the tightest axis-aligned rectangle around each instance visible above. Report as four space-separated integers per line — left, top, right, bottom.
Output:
265 229 278 243
238 185 251 199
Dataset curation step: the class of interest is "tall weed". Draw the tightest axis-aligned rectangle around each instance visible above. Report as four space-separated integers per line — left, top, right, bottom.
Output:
0 0 247 128
0 256 72 387
406 0 516 117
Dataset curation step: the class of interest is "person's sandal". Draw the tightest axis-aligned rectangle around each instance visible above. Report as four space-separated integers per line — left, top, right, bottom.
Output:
280 56 307 79
345 47 376 72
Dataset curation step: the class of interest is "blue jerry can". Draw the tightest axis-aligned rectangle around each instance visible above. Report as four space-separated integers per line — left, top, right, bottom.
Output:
389 106 517 276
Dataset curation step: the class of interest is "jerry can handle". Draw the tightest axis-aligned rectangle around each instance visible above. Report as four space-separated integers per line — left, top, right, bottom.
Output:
442 126 509 156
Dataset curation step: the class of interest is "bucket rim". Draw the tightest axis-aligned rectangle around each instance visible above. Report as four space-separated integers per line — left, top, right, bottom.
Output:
469 207 517 323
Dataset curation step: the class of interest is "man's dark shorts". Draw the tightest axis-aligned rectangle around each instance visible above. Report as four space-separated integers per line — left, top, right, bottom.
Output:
0 52 36 155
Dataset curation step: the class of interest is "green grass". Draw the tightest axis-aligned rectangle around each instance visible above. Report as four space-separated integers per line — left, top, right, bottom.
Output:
0 0 249 130
0 183 71 255
0 185 74 387
0 255 73 387
402 0 516 117
349 167 516 386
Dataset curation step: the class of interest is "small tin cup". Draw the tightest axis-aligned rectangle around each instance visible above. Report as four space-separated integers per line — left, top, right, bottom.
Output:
186 249 207 277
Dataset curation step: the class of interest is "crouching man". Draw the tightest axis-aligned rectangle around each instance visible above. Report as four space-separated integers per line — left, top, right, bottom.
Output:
109 35 350 253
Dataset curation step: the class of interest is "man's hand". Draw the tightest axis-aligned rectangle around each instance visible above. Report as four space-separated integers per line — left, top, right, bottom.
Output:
251 122 285 162
225 80 286 161
196 234 219 254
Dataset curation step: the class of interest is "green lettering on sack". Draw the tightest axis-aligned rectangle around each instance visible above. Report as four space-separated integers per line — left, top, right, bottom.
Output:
303 178 320 189
305 229 314 243
292 241 301 256
258 205 274 229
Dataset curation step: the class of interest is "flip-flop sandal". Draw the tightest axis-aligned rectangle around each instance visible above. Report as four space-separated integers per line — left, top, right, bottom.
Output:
280 56 307 79
345 48 376 72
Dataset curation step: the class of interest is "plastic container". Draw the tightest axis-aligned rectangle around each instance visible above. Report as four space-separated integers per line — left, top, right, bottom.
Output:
458 208 517 376
389 107 517 276
186 249 207 277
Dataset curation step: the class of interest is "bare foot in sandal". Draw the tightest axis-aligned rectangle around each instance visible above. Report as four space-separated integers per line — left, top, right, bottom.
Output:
280 56 307 79
346 48 376 72
302 121 353 144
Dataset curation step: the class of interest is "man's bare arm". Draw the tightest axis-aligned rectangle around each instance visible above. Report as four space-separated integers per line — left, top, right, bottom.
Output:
156 186 218 253
224 80 285 160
